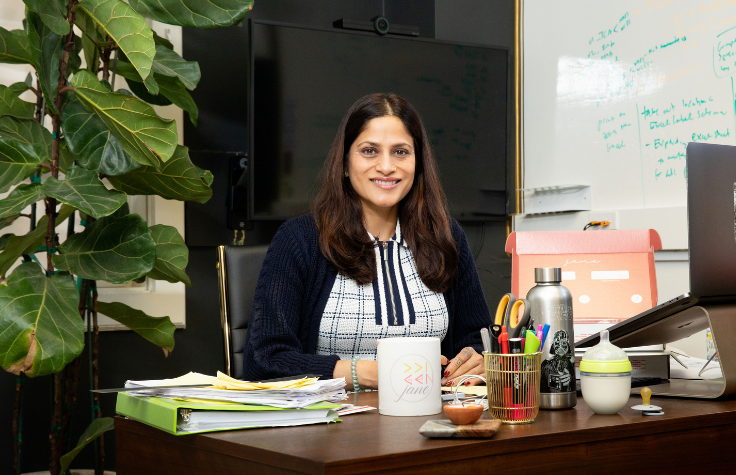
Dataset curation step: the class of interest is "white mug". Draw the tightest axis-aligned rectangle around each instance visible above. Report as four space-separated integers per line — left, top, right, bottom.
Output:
377 337 442 416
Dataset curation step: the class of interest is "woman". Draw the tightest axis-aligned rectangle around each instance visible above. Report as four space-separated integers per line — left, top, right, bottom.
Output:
243 93 492 389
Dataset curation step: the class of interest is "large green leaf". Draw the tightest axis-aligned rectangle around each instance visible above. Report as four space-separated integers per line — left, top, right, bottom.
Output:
0 183 44 219
0 116 52 161
121 67 197 125
0 28 33 64
108 145 212 203
26 9 63 115
125 78 170 106
69 71 177 167
0 86 35 120
54 213 156 283
60 418 114 474
0 205 75 278
0 262 84 377
115 61 166 102
0 137 45 194
152 30 174 50
196 165 214 186
23 0 71 36
61 93 139 176
8 82 30 96
97 301 175 355
44 166 127 219
147 224 190 286
152 45 200 90
156 75 198 125
58 140 75 174
77 0 156 86
129 0 254 29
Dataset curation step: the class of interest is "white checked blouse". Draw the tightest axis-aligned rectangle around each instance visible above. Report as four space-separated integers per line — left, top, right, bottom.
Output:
316 220 449 360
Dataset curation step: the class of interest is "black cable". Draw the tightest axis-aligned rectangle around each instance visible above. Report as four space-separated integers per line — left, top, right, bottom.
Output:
473 222 485 260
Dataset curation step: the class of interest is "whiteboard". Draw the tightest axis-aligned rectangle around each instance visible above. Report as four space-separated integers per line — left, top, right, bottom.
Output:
521 0 736 212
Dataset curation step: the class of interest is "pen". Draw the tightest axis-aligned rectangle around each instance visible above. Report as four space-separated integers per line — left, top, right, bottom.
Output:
490 325 502 354
520 326 527 352
480 328 492 353
499 326 509 354
540 324 550 352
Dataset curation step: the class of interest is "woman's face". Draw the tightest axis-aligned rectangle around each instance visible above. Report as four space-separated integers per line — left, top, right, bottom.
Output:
347 116 416 217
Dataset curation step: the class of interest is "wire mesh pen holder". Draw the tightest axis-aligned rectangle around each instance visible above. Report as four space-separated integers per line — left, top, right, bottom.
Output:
484 352 542 424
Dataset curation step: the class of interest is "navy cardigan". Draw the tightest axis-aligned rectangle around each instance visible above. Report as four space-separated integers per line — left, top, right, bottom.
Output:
242 214 492 380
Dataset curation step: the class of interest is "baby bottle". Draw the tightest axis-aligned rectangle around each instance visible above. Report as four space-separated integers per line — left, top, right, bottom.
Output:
579 330 632 414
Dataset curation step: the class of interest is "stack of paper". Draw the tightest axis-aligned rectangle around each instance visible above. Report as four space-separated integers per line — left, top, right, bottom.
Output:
116 392 342 435
124 372 348 409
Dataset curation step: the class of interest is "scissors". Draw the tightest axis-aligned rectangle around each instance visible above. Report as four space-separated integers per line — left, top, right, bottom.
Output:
494 293 531 339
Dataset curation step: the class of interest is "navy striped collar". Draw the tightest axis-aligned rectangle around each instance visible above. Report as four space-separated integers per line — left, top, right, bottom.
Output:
367 219 409 248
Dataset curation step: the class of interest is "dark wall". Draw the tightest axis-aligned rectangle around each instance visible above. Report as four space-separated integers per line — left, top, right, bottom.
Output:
435 0 515 307
0 1 514 472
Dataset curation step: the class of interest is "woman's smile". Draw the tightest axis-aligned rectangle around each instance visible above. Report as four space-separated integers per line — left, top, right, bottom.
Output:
370 178 401 189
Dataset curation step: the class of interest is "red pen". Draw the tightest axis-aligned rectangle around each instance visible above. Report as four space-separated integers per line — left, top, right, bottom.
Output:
500 326 509 354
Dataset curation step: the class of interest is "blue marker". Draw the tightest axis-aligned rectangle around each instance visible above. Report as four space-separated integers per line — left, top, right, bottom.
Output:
539 324 550 352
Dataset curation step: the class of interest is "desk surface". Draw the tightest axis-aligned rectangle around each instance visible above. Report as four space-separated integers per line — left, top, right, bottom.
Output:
116 391 736 474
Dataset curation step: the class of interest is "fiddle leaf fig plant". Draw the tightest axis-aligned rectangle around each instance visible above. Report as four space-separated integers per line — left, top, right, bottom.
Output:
0 0 254 474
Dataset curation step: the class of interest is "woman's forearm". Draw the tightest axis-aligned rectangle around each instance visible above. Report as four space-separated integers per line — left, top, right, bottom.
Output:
333 360 379 390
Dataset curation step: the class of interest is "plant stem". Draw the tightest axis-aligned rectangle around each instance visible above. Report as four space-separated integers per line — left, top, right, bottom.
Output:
49 373 63 475
91 284 105 475
12 374 23 475
101 36 113 82
61 355 82 464
34 73 43 124
49 4 77 474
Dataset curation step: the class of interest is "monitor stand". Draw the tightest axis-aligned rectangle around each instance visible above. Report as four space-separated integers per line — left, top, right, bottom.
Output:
621 304 736 399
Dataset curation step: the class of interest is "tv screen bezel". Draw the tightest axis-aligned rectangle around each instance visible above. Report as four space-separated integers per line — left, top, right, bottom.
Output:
247 18 513 222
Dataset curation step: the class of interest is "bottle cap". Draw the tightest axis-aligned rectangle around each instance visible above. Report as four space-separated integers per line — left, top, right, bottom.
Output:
579 330 632 373
534 267 561 283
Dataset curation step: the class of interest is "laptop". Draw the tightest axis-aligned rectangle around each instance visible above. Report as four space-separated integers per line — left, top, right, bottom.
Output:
576 142 736 350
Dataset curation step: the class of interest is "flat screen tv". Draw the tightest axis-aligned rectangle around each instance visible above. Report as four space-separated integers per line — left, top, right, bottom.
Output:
249 20 510 221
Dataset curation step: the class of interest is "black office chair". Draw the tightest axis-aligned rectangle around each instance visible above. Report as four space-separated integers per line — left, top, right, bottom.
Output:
216 245 269 380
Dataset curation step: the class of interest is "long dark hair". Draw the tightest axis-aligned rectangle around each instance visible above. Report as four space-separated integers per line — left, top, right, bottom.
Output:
313 93 458 293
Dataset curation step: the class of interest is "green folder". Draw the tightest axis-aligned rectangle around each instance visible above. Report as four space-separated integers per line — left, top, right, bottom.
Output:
116 393 342 435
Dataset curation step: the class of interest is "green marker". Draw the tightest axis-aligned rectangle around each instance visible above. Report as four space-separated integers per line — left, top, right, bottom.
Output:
524 332 540 354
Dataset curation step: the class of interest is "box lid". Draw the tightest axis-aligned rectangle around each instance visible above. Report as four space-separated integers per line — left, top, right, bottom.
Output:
505 229 662 255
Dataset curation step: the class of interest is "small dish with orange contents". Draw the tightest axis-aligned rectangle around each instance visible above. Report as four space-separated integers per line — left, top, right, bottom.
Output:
443 403 484 425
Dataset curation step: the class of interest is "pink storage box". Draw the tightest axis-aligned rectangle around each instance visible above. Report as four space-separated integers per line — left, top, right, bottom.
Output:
505 230 662 341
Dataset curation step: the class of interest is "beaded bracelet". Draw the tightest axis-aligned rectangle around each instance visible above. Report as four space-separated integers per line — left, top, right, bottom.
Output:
351 355 362 392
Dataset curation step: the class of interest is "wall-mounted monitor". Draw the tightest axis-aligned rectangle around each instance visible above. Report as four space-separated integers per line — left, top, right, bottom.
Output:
249 20 510 221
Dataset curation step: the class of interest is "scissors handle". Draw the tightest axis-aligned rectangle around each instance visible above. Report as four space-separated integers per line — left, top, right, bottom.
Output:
505 299 531 339
494 293 516 326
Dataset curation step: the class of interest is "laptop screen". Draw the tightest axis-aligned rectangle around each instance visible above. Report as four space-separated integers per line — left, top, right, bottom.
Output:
687 142 736 298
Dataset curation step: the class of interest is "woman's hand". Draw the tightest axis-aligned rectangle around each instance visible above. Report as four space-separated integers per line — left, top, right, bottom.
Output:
441 347 484 386
334 360 378 390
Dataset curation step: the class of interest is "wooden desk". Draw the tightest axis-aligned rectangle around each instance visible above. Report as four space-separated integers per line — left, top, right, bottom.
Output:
116 391 736 474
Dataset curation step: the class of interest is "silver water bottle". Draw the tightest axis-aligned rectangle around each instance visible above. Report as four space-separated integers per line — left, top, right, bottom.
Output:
526 267 577 409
